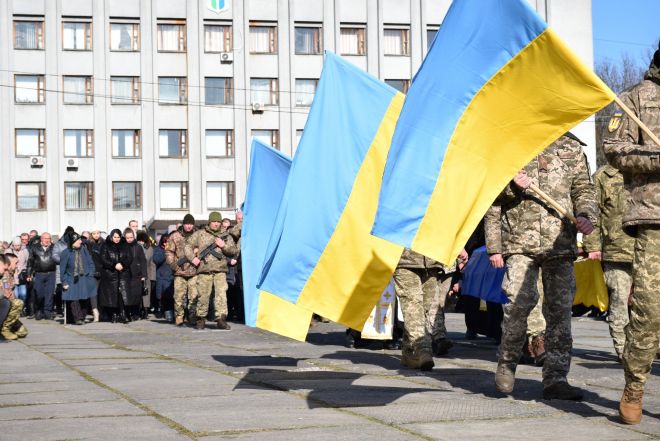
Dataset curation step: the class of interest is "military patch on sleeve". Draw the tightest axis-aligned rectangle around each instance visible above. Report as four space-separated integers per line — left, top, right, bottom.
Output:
608 111 623 132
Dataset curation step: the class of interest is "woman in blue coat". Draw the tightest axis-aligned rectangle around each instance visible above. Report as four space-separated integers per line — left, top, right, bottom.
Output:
152 234 174 321
60 232 97 325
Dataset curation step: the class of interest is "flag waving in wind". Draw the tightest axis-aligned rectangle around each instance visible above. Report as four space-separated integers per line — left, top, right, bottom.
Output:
257 52 404 337
371 0 615 265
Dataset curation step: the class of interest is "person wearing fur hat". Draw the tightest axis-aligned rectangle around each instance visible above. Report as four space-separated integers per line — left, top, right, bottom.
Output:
60 232 97 325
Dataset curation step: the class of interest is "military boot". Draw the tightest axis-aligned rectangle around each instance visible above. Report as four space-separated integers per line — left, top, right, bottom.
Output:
432 338 453 356
495 361 516 393
401 348 434 371
1 326 18 341
175 316 184 326
542 381 583 401
529 335 546 366
216 314 231 330
619 386 643 424
195 317 205 330
12 321 28 338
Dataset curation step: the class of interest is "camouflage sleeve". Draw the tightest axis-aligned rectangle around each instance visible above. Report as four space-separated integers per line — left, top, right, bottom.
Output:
581 172 602 252
484 204 502 255
569 146 598 225
184 232 199 261
603 90 660 173
221 235 239 257
164 235 176 267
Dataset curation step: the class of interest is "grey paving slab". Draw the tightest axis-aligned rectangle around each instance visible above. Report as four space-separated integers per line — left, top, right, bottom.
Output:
201 425 420 441
0 398 145 421
0 388 118 406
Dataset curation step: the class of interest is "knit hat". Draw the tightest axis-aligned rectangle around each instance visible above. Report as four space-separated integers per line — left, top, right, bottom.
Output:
69 232 81 245
182 213 195 225
208 211 222 223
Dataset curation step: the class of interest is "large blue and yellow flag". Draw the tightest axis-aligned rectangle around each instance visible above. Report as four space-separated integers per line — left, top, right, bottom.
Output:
257 52 404 338
241 139 313 340
371 0 615 265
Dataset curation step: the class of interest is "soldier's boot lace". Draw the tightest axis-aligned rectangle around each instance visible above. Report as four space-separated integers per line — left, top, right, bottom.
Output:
542 381 583 401
619 386 643 424
495 361 516 393
216 314 231 330
530 335 546 366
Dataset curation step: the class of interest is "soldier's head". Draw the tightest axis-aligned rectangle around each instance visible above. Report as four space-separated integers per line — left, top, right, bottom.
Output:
40 232 51 247
208 212 222 231
182 214 195 233
4 253 18 272
221 218 231 229
0 254 8 276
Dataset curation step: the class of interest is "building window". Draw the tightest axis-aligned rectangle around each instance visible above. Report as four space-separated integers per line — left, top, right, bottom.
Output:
157 21 186 52
159 130 187 158
295 129 303 149
250 78 278 106
160 182 188 210
15 75 45 103
252 130 279 150
205 77 233 105
385 79 410 94
15 129 45 157
63 20 92 50
64 182 94 210
14 19 44 50
16 182 46 210
63 76 93 104
113 182 142 210
340 25 366 55
112 130 141 158
204 23 232 52
427 26 439 51
110 22 140 51
111 76 140 104
159 77 187 104
249 23 277 54
64 129 94 157
206 130 233 157
295 79 317 107
207 182 235 210
383 26 410 56
295 25 322 55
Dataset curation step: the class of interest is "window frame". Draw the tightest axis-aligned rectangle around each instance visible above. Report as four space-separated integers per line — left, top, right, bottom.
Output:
13 19 45 50
112 129 142 158
205 129 234 158
160 181 189 210
383 25 410 57
111 76 141 104
109 21 140 51
250 77 279 106
157 20 187 52
112 181 142 210
249 22 278 54
339 24 366 56
294 78 318 107
15 128 46 157
207 181 236 210
14 74 45 104
64 181 95 211
16 182 47 211
159 129 188 158
158 76 187 104
251 129 279 150
63 75 94 104
204 22 233 53
61 19 93 51
294 23 323 55
63 129 94 158
426 25 440 52
385 79 410 94
204 77 233 105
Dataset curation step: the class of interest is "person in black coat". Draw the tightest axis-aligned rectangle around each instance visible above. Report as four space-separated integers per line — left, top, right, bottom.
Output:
123 228 147 321
98 229 132 323
85 229 104 322
153 234 174 320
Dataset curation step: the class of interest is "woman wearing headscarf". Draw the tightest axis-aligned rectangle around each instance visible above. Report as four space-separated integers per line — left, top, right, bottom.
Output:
85 228 104 322
124 228 147 321
153 233 174 321
98 229 132 323
60 232 96 325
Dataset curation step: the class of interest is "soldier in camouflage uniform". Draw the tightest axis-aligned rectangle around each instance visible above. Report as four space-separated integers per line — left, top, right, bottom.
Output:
524 275 546 366
582 163 634 361
603 43 660 425
485 133 597 400
165 214 198 327
394 248 461 370
1 254 28 340
185 212 238 330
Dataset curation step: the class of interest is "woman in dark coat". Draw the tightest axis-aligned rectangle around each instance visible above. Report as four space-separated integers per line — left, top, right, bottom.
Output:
98 229 132 323
85 229 104 322
123 228 147 321
60 232 96 325
152 234 174 321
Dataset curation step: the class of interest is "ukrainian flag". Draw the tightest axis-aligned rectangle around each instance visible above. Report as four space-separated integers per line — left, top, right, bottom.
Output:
241 139 313 341
257 52 404 338
371 0 615 265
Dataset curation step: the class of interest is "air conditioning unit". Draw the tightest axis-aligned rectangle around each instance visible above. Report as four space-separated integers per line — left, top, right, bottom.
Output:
220 52 234 63
30 156 45 167
66 158 79 169
251 101 264 113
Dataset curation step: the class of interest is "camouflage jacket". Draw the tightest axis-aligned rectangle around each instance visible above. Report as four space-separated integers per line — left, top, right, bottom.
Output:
603 73 660 231
485 135 597 258
582 165 634 262
185 227 238 274
397 248 456 273
165 226 197 277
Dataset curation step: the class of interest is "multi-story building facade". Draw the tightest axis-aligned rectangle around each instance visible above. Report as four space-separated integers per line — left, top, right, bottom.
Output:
0 0 597 237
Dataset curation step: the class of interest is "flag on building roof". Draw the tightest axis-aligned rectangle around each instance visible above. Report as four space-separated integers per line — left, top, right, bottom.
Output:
371 0 615 265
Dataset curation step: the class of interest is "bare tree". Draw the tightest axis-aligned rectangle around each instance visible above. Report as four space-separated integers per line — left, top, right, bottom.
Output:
594 53 646 167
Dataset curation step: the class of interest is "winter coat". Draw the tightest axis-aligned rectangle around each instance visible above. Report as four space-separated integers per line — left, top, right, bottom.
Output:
142 245 157 281
60 247 97 301
125 241 147 306
153 246 173 299
98 239 133 308
27 244 56 274
86 238 104 278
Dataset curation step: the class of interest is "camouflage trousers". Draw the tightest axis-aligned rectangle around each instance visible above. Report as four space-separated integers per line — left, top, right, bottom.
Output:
498 254 575 387
624 226 660 391
394 267 453 355
196 272 228 319
173 276 197 319
527 271 546 341
603 261 632 358
2 299 24 332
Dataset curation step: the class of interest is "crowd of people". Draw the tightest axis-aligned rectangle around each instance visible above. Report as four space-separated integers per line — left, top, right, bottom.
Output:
0 212 244 336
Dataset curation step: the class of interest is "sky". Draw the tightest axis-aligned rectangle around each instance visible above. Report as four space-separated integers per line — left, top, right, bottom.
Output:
592 0 660 68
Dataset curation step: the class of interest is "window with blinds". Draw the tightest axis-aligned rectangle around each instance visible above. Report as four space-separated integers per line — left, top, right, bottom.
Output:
157 21 186 52
64 182 94 210
204 23 232 52
14 19 44 49
383 26 410 56
340 25 366 56
249 23 277 54
295 24 322 55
